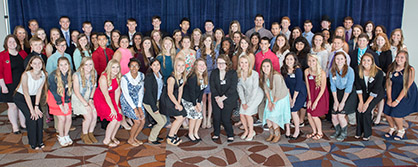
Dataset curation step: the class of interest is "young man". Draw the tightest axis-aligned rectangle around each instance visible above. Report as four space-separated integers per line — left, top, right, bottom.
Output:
145 16 170 38
270 22 281 49
320 15 332 31
255 37 281 73
280 16 291 40
302 20 314 46
245 14 273 39
46 38 73 74
24 37 47 68
82 21 93 42
343 16 354 43
59 16 71 47
103 20 114 46
204 20 215 36
92 33 114 75
126 18 137 45
349 33 379 69
179 17 190 36
28 19 39 39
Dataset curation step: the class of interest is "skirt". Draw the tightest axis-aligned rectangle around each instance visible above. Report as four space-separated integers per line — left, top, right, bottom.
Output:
263 94 291 128
47 90 72 116
71 88 95 116
182 99 203 119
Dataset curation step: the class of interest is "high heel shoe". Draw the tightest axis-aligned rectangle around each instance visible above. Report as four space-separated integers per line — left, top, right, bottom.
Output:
394 129 405 140
240 132 248 140
245 131 256 141
385 127 396 138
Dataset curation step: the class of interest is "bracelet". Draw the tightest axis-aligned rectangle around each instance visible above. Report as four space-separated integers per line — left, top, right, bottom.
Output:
89 98 93 100
35 104 39 107
395 99 400 103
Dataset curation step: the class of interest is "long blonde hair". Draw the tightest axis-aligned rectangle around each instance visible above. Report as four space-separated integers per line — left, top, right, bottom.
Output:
387 50 412 96
173 58 187 85
189 58 208 86
237 55 252 78
308 54 323 87
158 37 176 68
55 57 73 96
103 59 122 86
77 57 97 88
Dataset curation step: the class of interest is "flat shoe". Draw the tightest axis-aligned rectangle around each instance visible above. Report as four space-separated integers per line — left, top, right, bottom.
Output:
104 141 117 147
128 140 140 147
13 131 21 134
111 138 120 145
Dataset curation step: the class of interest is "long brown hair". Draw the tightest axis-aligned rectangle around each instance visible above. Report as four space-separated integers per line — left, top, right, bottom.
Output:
19 56 48 98
200 35 216 67
76 33 92 57
189 58 208 86
259 59 278 90
272 34 290 54
358 53 380 79
140 37 156 68
54 57 73 96
3 34 21 51
281 52 301 77
158 37 176 68
389 28 405 52
386 50 412 96
13 25 30 49
217 54 232 72
330 52 348 78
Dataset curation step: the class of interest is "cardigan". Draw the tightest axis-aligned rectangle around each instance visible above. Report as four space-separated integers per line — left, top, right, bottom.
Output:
0 50 27 84
263 73 288 101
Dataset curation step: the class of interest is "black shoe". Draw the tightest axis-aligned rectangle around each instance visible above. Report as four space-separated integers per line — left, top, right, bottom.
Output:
195 137 202 141
157 137 164 141
149 140 161 145
187 135 198 143
20 126 27 131
30 145 39 150
285 135 291 139
290 134 300 140
227 137 234 142
13 131 21 134
38 143 45 149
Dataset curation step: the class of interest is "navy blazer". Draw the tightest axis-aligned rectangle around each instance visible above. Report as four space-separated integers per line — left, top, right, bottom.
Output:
354 67 385 101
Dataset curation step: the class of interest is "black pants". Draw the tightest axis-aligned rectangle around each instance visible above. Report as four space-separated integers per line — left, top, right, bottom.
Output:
356 98 380 138
14 93 43 147
212 102 234 137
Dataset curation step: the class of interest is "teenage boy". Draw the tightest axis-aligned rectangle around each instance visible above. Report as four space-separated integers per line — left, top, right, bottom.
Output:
24 37 47 68
302 20 314 46
343 16 354 42
280 16 291 40
126 18 137 45
46 38 73 74
179 17 190 36
28 19 39 39
255 37 281 73
82 21 93 42
103 20 114 46
59 16 71 47
270 22 281 49
146 16 170 38
204 20 215 36
92 33 114 75
349 33 379 69
245 14 273 39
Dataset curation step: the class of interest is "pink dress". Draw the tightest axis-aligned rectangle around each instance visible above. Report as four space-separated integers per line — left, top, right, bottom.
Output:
118 48 133 75
94 73 122 121
306 74 329 117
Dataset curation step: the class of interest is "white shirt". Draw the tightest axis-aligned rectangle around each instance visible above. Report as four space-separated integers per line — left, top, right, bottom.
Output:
17 71 45 95
121 71 144 109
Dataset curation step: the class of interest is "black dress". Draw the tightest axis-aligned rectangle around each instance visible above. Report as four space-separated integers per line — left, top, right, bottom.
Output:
160 75 187 117
0 53 24 102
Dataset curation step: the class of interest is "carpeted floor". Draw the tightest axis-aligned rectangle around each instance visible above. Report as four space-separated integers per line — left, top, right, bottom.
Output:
0 103 418 166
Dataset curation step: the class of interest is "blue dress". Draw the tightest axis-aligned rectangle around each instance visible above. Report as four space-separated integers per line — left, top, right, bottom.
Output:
384 69 418 118
284 68 307 112
156 55 174 85
263 79 292 128
120 72 145 120
197 49 218 94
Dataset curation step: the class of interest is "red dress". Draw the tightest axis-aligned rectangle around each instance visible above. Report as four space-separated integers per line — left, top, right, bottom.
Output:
94 73 122 121
306 74 329 117
47 90 72 116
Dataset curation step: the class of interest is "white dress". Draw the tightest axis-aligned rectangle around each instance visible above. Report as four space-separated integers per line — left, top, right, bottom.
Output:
237 70 264 115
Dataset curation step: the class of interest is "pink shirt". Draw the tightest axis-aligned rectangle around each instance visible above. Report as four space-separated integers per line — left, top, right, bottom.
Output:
255 49 281 73
118 48 133 75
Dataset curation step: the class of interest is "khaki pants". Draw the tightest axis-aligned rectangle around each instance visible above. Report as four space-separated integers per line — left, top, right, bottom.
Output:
144 103 167 142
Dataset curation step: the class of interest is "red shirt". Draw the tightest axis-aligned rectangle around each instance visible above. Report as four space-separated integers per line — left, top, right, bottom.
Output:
255 49 281 73
92 47 114 76
0 50 28 84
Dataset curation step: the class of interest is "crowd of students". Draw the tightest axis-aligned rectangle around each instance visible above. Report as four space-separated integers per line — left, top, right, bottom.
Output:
0 14 417 150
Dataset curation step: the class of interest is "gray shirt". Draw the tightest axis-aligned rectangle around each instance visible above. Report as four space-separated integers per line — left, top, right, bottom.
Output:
245 27 273 39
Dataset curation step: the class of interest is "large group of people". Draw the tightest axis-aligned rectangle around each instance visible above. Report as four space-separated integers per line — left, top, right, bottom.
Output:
0 14 417 150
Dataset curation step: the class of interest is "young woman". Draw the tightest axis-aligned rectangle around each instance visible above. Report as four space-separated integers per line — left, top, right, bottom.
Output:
236 37 255 69
348 25 363 51
94 59 122 147
322 29 332 52
289 27 302 46
232 31 243 51
372 33 392 74
329 52 357 141
210 54 238 142
191 28 202 51
0 35 28 134
120 58 146 146
131 32 143 55
160 58 187 146
47 57 73 147
13 25 30 54
226 20 242 38
260 59 291 143
71 57 98 144
113 35 134 75
389 29 408 60
151 30 162 54
214 28 224 53
172 29 182 50
334 26 350 53
13 56 46 149
143 59 167 145
34 28 48 55
220 38 237 70
197 35 218 129
291 37 310 70
182 58 208 142
272 34 290 68
46 28 61 57
384 51 418 140
90 32 99 52
73 34 92 70
237 55 263 141
110 30 121 51
374 25 387 37
304 54 329 140
136 37 156 74
250 32 261 54
176 36 196 74
364 21 375 42
311 33 329 70
156 37 175 84
281 52 307 140
355 53 384 141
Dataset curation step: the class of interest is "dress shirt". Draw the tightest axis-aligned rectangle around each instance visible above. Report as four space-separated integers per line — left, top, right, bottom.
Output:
255 49 281 73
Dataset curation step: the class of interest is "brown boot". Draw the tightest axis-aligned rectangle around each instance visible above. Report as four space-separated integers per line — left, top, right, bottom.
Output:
88 132 98 143
265 127 274 141
81 133 93 144
271 128 281 143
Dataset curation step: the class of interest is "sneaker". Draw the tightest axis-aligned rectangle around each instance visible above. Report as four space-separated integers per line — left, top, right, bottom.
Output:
254 120 263 126
65 135 73 145
57 135 68 147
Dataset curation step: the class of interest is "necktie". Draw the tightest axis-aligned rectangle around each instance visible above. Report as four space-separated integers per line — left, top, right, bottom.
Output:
64 31 70 46
345 31 349 42
104 49 109 62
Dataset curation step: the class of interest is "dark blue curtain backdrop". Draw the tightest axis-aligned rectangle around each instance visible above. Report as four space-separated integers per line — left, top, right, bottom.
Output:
9 0 404 36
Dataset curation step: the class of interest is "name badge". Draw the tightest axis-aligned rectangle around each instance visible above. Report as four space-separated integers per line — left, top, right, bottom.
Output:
332 76 337 81
108 86 113 91
369 77 374 83
308 76 314 80
220 80 226 85
65 84 68 88
179 79 184 85
200 84 207 90
289 74 295 78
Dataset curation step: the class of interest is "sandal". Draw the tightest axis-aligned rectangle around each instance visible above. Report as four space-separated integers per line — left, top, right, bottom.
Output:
104 141 117 147
167 135 181 146
394 129 405 141
306 133 316 139
385 127 397 138
312 133 323 140
111 138 120 145
174 135 182 143
127 140 140 147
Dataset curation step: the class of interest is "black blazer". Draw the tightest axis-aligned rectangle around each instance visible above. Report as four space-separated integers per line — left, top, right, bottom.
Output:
183 74 206 106
210 69 239 105
377 50 392 74
349 48 379 69
354 67 385 101
24 51 48 69
143 72 161 112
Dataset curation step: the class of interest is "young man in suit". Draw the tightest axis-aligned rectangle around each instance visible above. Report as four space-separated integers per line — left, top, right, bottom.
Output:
146 16 170 38
349 33 379 69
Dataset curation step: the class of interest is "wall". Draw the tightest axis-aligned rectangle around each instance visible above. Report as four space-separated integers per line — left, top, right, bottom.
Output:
402 0 418 81
0 0 9 50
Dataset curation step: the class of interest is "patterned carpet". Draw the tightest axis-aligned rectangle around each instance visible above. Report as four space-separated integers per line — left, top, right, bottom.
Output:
0 103 418 166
